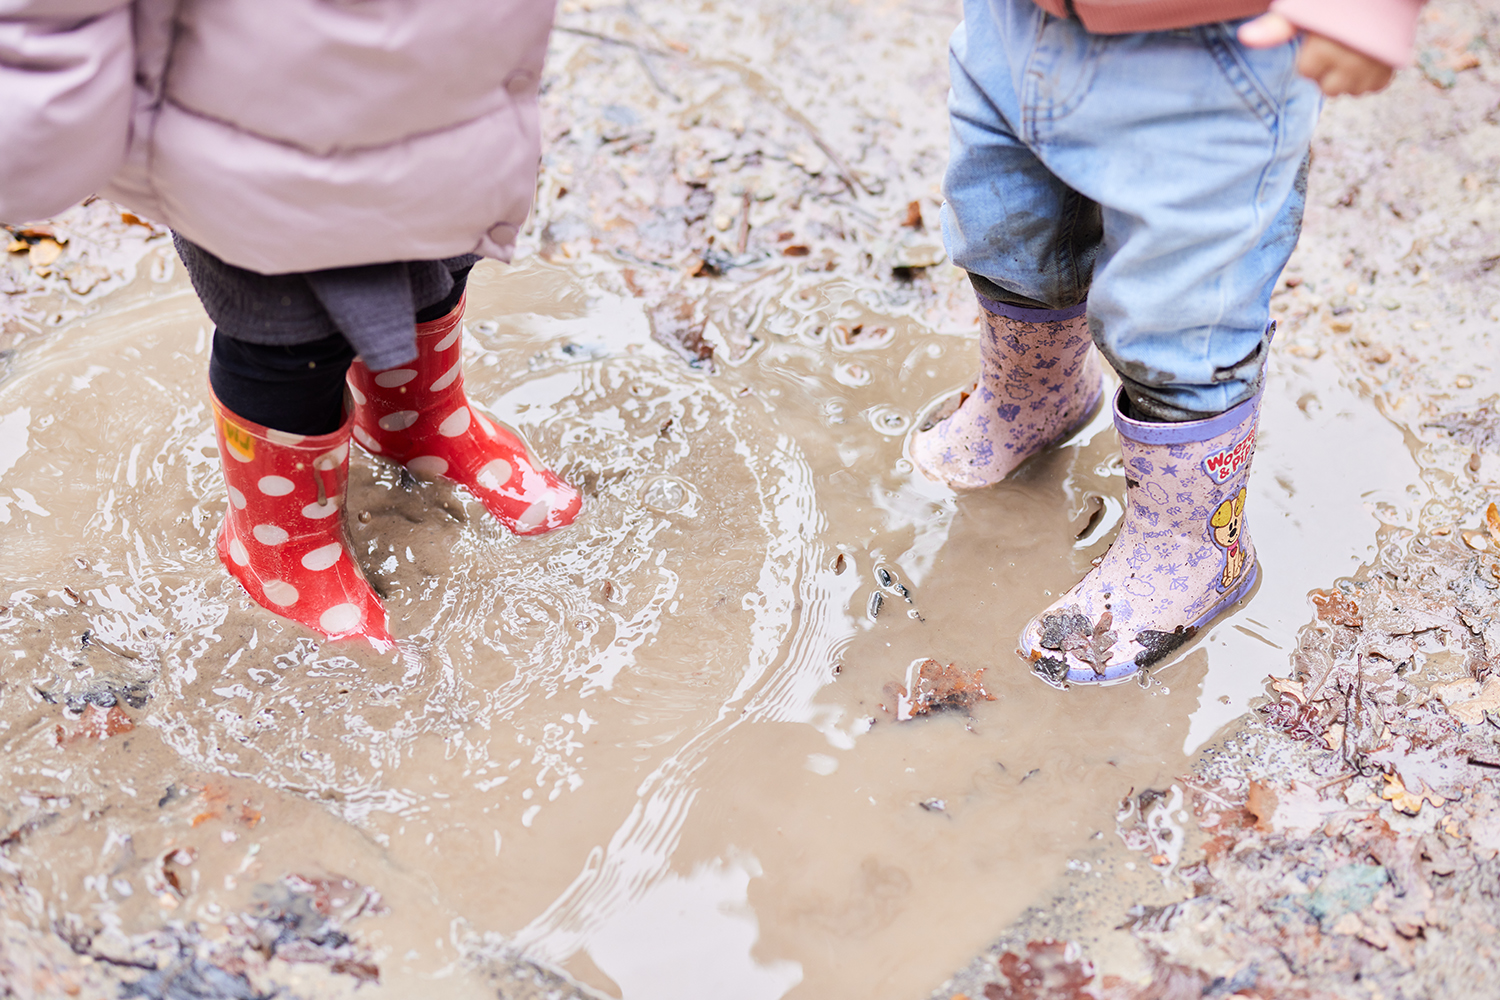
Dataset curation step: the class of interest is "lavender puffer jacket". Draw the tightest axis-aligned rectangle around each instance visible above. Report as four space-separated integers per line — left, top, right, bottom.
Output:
0 0 556 274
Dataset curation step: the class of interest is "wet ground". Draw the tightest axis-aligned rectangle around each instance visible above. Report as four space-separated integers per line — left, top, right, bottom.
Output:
2 1 1498 999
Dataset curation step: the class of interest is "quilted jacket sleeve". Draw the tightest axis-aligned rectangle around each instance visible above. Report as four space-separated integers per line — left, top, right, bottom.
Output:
0 1 133 224
1270 0 1426 68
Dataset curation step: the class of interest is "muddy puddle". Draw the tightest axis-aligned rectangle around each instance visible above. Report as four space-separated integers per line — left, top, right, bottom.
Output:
0 1 1448 998
0 239 1417 999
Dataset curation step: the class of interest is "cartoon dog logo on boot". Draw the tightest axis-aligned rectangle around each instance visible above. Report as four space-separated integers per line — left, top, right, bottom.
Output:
1210 488 1248 590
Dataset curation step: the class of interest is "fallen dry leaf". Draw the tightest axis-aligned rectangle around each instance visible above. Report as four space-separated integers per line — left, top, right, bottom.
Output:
1270 677 1306 703
1310 588 1363 627
1380 773 1443 815
1487 502 1500 549
885 659 994 720
983 941 1094 1000
29 238 62 269
55 703 134 745
190 781 263 828
1433 675 1500 726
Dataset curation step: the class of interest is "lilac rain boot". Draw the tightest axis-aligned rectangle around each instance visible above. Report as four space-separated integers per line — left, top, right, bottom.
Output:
912 299 1103 488
1021 388 1261 685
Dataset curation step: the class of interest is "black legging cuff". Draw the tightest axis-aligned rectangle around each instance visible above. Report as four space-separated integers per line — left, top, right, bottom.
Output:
209 332 356 437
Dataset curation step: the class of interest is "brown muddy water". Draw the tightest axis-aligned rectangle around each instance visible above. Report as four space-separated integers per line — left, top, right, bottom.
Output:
0 1 1446 997
0 242 1419 999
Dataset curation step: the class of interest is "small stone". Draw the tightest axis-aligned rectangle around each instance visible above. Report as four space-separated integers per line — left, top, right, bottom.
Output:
1380 297 1401 310
1328 318 1353 333
1456 374 1474 388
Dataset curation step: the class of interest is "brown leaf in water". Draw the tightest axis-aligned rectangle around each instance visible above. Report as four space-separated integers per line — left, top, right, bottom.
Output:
1310 588 1363 627
781 244 810 256
907 659 994 717
646 296 714 369
902 200 924 229
983 941 1094 1000
886 660 995 720
55 703 134 745
1486 502 1500 549
190 781 263 828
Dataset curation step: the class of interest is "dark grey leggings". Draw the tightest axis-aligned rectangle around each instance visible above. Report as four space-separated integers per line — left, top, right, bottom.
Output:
209 271 469 436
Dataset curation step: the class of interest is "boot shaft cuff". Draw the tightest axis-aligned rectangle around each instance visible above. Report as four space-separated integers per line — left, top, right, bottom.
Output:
975 293 1088 325
1113 385 1262 446
210 384 354 455
415 294 466 339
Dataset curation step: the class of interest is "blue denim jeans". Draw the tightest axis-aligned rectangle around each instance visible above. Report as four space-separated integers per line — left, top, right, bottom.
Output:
941 0 1321 419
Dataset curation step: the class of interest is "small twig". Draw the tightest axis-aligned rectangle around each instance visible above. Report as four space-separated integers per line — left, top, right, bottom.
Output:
554 24 865 197
1176 778 1232 808
553 24 672 57
1317 772 1358 791
634 49 679 101
736 191 752 255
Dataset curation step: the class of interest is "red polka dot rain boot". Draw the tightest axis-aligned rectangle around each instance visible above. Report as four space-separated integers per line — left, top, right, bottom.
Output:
1020 387 1261 685
211 391 392 646
346 297 581 535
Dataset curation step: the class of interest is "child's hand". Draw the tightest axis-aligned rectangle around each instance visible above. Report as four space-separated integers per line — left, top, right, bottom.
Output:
1239 13 1395 97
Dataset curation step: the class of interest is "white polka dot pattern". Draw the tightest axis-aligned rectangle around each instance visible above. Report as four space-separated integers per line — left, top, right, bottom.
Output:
258 475 294 496
262 580 299 606
476 458 513 492
430 360 461 392
347 382 367 406
517 500 549 530
229 538 250 566
375 369 417 388
227 486 247 509
252 524 289 545
317 443 349 467
301 542 343 571
266 429 307 446
320 604 363 634
352 425 383 453
302 498 340 520
438 407 471 437
435 326 462 352
379 411 420 432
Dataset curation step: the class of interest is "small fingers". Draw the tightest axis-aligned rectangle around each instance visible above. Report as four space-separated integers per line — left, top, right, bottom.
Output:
1238 12 1298 49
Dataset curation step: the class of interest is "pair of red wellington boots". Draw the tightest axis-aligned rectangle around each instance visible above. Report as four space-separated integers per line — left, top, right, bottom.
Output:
209 299 580 645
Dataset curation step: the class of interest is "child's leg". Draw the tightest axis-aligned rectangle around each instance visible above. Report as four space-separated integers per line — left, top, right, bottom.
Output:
209 333 356 436
944 1 1320 681
912 6 1107 487
347 294 582 535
